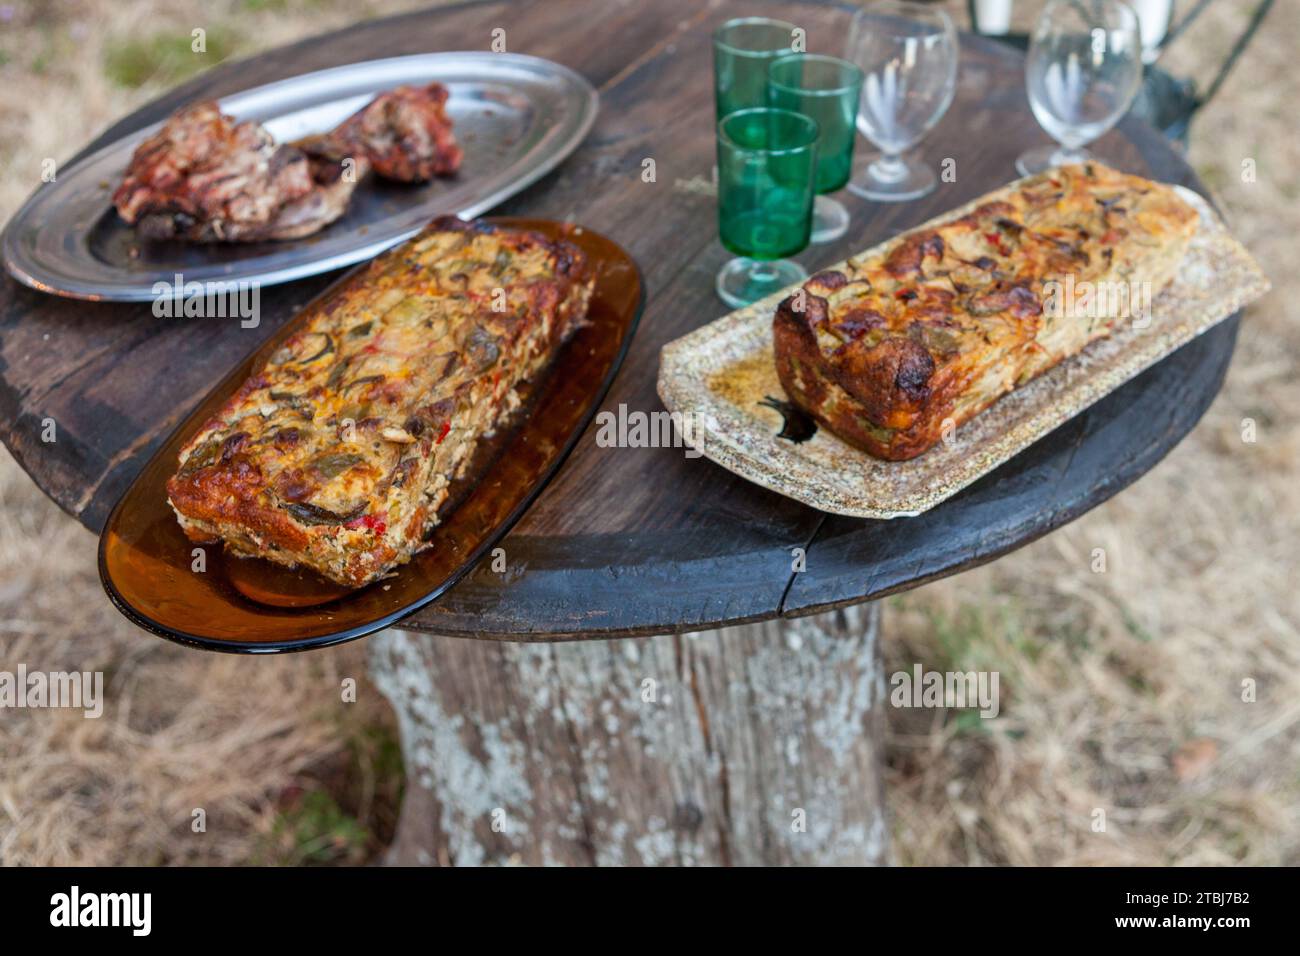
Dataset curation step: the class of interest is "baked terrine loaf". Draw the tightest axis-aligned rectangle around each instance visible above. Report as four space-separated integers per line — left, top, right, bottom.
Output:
773 163 1199 461
166 216 593 587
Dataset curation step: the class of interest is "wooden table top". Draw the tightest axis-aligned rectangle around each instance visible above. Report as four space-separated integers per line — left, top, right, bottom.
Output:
0 0 1237 640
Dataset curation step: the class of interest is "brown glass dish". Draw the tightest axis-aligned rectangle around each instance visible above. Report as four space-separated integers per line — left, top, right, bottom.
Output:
98 218 643 653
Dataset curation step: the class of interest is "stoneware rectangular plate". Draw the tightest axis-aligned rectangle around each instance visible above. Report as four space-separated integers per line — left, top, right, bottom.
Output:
657 184 1269 519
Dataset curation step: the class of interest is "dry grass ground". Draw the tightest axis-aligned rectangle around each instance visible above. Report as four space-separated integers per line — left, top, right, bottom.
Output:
0 0 1295 865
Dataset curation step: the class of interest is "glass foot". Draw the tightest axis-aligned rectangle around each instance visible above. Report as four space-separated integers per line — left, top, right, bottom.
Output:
847 153 936 202
716 257 808 309
1015 143 1093 177
809 195 850 244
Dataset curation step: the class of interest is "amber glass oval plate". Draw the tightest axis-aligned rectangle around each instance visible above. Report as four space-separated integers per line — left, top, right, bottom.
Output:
98 218 643 653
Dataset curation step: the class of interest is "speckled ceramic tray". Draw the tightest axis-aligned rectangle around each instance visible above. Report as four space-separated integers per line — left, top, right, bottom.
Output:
657 184 1269 518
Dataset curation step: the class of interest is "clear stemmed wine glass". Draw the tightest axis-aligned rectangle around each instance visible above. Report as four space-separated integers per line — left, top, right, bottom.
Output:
843 0 958 202
1016 0 1143 176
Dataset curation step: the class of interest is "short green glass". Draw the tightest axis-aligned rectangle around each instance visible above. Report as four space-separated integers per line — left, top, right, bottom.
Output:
715 107 819 308
713 17 799 119
767 53 864 243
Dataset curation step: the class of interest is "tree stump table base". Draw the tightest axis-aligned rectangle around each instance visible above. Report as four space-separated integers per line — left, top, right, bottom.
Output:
369 605 886 866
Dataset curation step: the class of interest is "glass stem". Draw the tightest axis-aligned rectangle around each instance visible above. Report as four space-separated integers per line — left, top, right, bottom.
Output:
870 153 908 183
1051 144 1090 166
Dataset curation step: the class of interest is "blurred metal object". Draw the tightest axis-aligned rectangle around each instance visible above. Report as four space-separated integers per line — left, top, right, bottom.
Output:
1131 0 1174 63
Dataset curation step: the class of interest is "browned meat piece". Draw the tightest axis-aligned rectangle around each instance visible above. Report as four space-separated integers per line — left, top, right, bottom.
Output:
303 82 463 182
113 101 359 242
252 150 370 242
113 81 462 244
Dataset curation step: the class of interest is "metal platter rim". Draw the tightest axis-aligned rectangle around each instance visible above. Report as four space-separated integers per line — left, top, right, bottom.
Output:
1 52 599 302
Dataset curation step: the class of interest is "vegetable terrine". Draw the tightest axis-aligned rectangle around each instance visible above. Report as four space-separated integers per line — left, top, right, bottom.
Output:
773 163 1199 461
166 216 593 586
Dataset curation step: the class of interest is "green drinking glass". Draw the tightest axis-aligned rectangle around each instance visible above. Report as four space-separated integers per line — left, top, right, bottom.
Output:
713 17 799 119
767 53 864 244
715 107 819 308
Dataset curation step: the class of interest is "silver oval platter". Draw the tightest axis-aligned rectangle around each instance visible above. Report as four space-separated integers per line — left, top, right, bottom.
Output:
2 52 598 301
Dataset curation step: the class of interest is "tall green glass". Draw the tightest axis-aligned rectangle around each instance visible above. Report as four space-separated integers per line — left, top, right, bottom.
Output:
715 108 819 308
767 53 864 243
713 17 798 119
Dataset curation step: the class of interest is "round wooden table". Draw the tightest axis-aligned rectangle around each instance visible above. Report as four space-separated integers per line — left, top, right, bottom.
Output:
0 0 1233 643
0 0 1239 867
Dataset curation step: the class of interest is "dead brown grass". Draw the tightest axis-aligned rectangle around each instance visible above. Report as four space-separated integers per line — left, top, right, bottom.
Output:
0 0 419 867
883 0 1300 866
0 0 1296 865
0 436 400 864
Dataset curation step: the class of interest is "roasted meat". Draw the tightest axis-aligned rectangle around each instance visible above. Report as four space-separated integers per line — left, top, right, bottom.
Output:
166 217 593 587
773 163 1199 460
253 149 369 242
299 83 462 182
113 82 461 243
111 101 357 242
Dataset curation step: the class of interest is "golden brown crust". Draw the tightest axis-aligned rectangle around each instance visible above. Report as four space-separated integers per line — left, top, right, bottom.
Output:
773 163 1199 460
166 216 593 586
